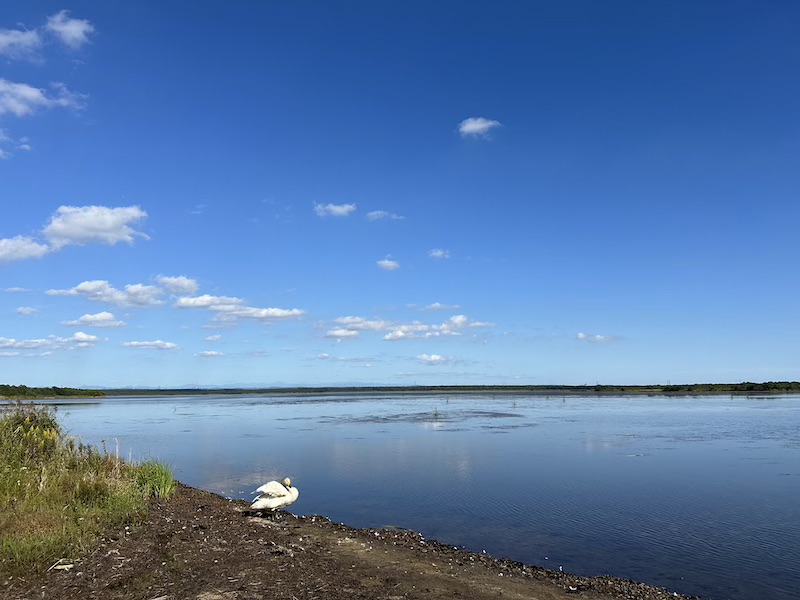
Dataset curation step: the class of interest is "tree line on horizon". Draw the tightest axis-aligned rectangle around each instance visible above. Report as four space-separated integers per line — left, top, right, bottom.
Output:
3 381 800 399
0 384 105 399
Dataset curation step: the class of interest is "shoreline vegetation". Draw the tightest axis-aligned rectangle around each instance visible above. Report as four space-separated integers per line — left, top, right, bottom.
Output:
0 402 175 576
2 403 696 599
2 381 800 400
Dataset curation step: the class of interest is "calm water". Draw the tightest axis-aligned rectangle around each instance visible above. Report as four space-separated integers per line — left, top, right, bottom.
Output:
31 393 800 600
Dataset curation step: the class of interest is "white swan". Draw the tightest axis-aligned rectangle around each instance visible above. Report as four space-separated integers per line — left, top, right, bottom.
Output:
250 477 299 512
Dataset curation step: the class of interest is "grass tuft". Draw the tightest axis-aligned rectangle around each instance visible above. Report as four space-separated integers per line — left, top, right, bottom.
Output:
0 401 175 575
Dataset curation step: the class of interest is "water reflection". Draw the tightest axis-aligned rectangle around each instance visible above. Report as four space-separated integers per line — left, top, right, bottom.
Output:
19 393 800 600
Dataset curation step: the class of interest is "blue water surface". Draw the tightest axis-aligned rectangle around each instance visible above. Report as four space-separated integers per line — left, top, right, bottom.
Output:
32 393 800 600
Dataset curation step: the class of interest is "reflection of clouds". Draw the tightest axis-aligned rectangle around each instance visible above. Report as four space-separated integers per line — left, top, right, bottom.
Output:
328 436 474 483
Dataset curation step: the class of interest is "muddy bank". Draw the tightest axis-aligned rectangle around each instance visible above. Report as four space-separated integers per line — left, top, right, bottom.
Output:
4 483 696 600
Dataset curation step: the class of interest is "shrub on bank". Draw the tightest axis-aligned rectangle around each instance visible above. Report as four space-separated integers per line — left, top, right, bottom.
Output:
0 401 175 574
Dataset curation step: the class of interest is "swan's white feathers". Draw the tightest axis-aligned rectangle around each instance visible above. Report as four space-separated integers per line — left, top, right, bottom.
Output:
253 480 288 497
249 477 299 512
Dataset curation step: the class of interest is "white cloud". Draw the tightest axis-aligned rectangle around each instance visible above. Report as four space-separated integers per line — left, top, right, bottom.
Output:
156 275 199 296
0 129 32 159
214 306 305 321
204 334 222 342
47 280 163 307
4 287 30 293
328 312 493 342
424 302 460 311
43 205 149 249
428 248 450 259
324 328 359 339
45 10 95 50
0 331 97 351
0 78 86 117
0 236 50 262
195 350 223 357
16 306 37 316
366 210 404 221
576 332 616 343
0 351 19 357
377 258 400 271
469 320 494 328
384 330 411 341
62 311 125 328
417 353 448 365
175 294 244 309
121 340 178 350
0 27 41 61
1 205 147 263
314 202 357 217
317 353 331 359
333 316 391 331
458 117 501 138
0 337 46 349
176 294 304 324
62 331 98 346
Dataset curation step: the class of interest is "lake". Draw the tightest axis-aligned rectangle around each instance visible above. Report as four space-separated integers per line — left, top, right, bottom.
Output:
29 392 800 600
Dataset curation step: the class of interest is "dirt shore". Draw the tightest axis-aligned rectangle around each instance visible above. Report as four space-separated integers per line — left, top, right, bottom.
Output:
4 483 696 600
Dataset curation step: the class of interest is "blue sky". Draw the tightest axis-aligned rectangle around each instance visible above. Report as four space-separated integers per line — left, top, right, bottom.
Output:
1 1 798 388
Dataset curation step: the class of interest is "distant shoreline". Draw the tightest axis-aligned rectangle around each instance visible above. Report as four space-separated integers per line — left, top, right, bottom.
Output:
3 381 800 400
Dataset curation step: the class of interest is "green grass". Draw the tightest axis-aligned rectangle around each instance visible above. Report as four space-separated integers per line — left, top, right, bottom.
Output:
0 401 175 575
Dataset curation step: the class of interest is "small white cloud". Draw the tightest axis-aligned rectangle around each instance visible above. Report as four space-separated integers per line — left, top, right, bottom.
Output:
43 205 148 249
333 316 391 331
366 210 404 221
175 294 244 309
214 306 305 321
121 340 178 350
314 202 357 217
377 258 400 271
424 302 460 311
0 332 96 351
458 117 501 138
417 353 448 365
0 336 48 349
384 330 411 341
16 306 37 316
428 248 450 259
156 275 199 296
62 311 124 328
5 287 30 293
324 328 359 339
195 350 223 357
204 334 222 342
0 27 41 61
576 332 616 343
317 353 331 359
45 10 95 50
0 78 86 118
0 351 19 357
47 280 163 307
0 235 50 262
468 320 494 328
64 331 98 346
